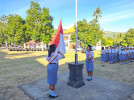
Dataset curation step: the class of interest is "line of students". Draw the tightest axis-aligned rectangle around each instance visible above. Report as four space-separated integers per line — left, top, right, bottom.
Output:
101 46 134 66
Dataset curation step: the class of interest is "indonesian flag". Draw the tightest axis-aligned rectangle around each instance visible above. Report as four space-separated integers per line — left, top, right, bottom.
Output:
48 20 66 64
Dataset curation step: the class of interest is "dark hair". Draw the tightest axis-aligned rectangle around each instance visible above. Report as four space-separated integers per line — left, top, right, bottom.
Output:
102 47 104 50
48 44 56 57
87 45 92 51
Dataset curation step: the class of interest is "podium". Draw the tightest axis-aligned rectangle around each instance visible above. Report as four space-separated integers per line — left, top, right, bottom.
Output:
67 63 85 88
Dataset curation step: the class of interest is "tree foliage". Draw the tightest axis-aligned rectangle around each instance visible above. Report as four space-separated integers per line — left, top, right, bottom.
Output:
71 19 103 47
3 14 26 45
0 1 53 46
25 1 54 44
93 6 102 20
124 28 134 46
0 15 7 44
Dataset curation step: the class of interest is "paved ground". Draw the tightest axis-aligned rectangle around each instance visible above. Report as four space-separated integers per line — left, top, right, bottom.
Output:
19 72 134 100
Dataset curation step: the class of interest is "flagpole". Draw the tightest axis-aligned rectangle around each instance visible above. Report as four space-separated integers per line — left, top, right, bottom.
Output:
75 0 78 64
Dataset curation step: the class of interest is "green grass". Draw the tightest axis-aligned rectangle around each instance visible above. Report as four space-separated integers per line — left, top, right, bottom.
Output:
0 49 134 100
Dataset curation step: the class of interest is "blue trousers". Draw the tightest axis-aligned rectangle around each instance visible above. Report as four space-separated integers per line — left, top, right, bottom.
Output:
105 54 108 62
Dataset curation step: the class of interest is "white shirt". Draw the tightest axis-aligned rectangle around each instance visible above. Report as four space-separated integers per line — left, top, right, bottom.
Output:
46 52 63 63
115 48 119 53
86 51 94 58
105 49 109 53
109 49 113 53
112 49 116 53
126 50 129 54
119 51 124 55
124 50 127 54
101 50 105 54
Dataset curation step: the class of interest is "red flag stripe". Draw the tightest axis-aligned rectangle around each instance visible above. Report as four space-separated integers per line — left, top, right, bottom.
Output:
50 20 63 47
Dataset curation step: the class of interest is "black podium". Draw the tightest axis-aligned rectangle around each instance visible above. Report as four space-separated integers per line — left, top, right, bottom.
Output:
67 63 85 88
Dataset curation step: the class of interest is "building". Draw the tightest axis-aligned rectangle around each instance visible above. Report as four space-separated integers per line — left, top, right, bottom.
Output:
63 27 76 50
63 27 101 50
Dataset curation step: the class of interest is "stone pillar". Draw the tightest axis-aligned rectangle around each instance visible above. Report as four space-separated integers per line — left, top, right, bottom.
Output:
67 63 85 88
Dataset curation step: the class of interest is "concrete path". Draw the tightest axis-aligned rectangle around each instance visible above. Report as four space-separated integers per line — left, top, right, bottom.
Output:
19 72 134 100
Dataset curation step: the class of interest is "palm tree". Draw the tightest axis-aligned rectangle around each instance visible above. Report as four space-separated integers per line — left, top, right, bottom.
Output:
93 6 102 21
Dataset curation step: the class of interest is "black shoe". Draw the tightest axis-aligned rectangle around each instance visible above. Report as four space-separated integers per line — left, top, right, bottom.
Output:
49 95 59 98
87 78 92 81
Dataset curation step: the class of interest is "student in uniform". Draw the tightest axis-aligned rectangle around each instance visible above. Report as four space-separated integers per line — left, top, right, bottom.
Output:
105 46 109 62
108 46 110 61
119 48 124 65
130 47 133 61
113 46 116 63
133 46 134 61
109 46 114 64
81 45 94 81
122 48 125 64
46 44 65 98
116 46 120 62
101 47 105 66
124 47 127 64
126 48 129 63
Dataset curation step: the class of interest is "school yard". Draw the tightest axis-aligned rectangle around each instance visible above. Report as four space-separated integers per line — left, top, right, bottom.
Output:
0 48 134 100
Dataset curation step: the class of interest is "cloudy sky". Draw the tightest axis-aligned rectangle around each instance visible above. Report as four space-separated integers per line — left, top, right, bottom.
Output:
0 0 134 32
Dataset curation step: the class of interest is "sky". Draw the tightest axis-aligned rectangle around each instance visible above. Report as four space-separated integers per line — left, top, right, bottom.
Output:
0 0 134 32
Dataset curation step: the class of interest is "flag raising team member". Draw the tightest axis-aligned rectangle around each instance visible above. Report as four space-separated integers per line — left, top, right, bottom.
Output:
81 45 94 81
101 47 105 66
46 20 66 98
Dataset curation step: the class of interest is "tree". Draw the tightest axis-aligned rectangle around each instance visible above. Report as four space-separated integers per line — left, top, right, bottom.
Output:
93 6 102 21
4 14 26 45
101 37 107 46
25 1 54 44
71 20 103 48
124 28 134 46
106 37 114 46
0 15 8 47
113 33 125 46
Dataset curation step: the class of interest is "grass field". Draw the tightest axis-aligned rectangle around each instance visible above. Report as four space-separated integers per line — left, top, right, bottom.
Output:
0 48 134 100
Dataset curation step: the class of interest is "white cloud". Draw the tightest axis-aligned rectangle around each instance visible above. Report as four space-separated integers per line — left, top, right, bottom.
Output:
100 9 134 24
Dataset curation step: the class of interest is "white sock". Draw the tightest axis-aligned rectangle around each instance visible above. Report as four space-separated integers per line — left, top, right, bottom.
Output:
49 90 55 96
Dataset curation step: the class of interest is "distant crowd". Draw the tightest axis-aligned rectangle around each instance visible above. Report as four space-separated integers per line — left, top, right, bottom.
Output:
101 46 134 66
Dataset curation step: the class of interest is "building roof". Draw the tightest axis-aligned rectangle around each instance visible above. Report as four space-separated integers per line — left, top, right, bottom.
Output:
63 26 75 34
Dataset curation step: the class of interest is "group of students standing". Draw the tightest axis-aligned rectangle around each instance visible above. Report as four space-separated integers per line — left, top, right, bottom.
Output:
101 46 134 66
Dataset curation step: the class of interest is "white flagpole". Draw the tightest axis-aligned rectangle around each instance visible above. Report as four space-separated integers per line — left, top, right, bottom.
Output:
75 0 78 63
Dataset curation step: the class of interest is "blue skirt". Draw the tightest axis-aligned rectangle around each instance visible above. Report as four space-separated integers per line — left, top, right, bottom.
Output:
101 54 105 61
130 54 133 58
126 54 128 59
47 64 58 85
86 60 94 72
119 54 123 61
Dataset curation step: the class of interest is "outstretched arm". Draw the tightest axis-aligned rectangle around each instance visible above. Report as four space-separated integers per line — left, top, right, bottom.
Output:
81 51 86 53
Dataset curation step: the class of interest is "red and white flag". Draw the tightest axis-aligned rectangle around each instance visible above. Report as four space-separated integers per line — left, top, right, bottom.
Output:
50 20 66 54
48 20 66 64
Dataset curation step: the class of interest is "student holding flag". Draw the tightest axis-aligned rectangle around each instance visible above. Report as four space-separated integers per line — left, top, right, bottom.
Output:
46 44 65 98
46 20 66 98
82 45 94 81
